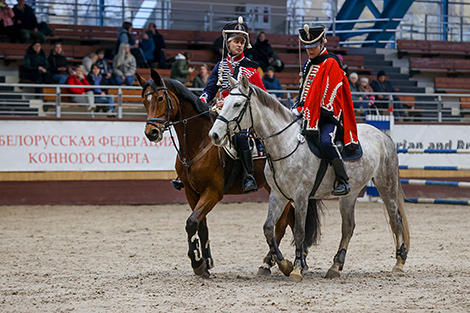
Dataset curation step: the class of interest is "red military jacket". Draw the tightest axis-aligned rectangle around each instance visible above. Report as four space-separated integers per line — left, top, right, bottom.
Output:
295 49 359 149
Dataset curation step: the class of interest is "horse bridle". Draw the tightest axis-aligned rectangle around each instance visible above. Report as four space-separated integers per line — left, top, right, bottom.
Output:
144 79 174 134
216 87 255 138
143 79 211 170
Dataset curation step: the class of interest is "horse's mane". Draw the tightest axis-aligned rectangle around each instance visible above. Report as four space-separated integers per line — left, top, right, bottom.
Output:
162 78 211 120
250 84 293 121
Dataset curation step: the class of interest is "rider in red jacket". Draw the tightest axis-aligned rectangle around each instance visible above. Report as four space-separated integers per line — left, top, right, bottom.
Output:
293 25 359 196
200 17 266 194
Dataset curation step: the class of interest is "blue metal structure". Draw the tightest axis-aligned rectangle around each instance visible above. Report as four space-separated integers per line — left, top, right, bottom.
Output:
334 0 415 47
442 0 449 41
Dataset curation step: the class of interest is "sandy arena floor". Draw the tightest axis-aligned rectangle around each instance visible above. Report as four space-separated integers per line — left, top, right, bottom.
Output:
1 201 469 312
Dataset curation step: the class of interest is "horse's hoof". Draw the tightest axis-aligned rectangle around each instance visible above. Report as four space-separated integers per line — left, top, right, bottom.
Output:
193 261 210 278
289 268 303 282
392 265 406 276
325 268 341 279
277 259 294 276
257 266 272 276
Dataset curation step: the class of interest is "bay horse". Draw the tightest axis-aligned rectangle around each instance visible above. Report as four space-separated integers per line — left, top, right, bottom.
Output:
209 75 410 281
136 69 302 277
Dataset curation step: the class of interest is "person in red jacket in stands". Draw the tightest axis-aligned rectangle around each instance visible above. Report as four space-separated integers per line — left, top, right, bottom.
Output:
67 65 96 113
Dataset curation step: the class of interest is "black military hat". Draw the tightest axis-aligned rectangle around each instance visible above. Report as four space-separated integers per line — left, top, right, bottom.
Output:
298 24 326 49
222 16 252 49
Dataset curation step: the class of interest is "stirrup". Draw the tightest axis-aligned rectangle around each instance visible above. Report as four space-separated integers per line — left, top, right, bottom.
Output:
243 176 258 194
331 180 350 196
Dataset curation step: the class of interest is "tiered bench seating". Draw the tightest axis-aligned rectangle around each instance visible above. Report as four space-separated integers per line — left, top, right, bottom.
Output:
434 77 470 93
409 57 470 76
398 39 470 58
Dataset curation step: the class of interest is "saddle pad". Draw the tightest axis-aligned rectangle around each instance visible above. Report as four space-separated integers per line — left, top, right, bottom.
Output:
305 134 363 161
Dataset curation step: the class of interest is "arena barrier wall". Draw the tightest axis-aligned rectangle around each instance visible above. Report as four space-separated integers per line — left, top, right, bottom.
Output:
1 119 470 205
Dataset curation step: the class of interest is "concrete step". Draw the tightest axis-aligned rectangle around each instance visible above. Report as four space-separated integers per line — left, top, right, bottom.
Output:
365 59 393 67
389 79 417 87
395 86 426 93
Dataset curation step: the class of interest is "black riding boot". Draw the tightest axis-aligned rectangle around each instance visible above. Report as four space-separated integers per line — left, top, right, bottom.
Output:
240 149 258 194
331 158 350 196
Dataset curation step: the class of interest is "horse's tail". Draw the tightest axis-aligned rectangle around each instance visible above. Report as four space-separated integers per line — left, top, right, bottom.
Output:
304 199 324 247
398 181 411 252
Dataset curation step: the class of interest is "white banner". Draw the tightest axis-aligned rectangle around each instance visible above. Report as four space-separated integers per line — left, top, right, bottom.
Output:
0 120 177 172
1 121 469 172
393 124 470 167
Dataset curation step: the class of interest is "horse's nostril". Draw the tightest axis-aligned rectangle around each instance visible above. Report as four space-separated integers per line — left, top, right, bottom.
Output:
146 128 160 141
212 133 219 141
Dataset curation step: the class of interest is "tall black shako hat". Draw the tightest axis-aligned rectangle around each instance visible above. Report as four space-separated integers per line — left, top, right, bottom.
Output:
222 16 252 49
298 24 327 49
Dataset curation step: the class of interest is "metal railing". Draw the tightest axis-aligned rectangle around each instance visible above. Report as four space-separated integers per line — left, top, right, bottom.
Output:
5 0 470 47
1 83 470 123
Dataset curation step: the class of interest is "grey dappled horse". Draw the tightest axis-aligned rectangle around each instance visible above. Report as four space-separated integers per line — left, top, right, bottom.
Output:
209 75 410 281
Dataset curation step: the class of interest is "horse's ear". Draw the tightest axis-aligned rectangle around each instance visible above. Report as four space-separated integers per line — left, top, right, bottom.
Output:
240 74 250 91
228 76 237 89
150 69 163 86
135 73 146 87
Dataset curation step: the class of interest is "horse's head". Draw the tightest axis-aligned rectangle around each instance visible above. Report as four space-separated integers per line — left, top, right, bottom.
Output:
209 75 253 146
136 69 177 142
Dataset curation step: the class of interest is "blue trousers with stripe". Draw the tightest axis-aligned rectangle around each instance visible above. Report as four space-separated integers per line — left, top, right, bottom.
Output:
319 122 342 160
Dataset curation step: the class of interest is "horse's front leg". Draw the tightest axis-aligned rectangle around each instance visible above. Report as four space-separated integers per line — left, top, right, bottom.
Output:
289 197 308 282
198 217 214 270
185 188 221 278
258 202 294 276
263 193 293 277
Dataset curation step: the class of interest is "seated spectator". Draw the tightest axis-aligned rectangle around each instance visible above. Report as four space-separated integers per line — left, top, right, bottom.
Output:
67 65 95 112
116 21 147 68
252 32 278 72
147 22 167 69
116 21 134 52
262 66 283 100
48 42 69 84
86 63 115 117
349 72 367 114
370 70 406 117
112 43 136 86
192 64 210 96
95 49 113 82
170 51 194 84
0 0 15 42
140 30 155 68
359 77 377 115
82 52 98 75
22 41 53 83
12 0 45 43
